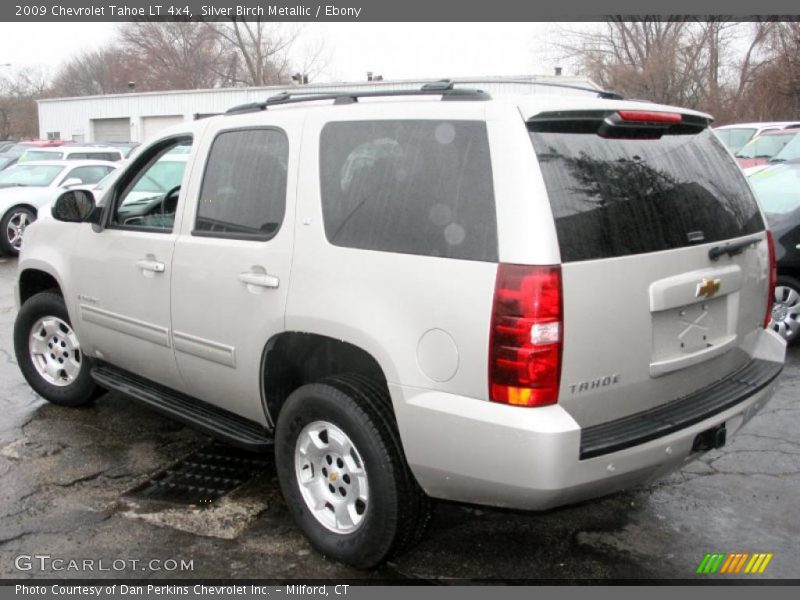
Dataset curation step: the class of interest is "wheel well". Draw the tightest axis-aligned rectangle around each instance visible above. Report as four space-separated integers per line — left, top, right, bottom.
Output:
3 204 38 218
777 268 800 283
19 269 61 304
263 332 390 425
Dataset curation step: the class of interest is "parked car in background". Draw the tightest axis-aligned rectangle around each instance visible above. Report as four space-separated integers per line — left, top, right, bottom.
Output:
0 142 16 153
745 131 800 177
715 122 800 153
88 141 140 158
0 160 118 255
734 129 799 168
0 153 19 172
19 145 124 164
0 141 69 171
748 161 800 343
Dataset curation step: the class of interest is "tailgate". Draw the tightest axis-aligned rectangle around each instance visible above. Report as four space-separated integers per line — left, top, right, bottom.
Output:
528 111 770 427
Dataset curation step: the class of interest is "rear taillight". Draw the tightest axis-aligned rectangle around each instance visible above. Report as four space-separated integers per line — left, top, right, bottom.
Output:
764 230 777 328
489 264 563 407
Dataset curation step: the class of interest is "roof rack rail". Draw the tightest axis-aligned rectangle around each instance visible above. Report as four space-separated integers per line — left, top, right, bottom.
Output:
224 82 490 115
451 78 624 100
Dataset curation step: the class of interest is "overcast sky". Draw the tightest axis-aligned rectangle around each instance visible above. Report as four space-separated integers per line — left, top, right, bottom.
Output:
0 22 578 84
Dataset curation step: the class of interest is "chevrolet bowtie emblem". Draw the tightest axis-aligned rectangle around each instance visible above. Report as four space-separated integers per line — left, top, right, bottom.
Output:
696 278 721 298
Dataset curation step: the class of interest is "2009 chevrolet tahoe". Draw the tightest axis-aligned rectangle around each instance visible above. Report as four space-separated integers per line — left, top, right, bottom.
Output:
13 82 785 568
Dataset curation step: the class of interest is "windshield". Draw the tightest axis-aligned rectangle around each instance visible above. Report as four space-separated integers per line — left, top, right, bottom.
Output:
735 133 795 159
715 128 757 153
20 150 62 162
0 164 63 187
529 127 764 262
749 166 800 215
770 134 800 163
5 145 31 157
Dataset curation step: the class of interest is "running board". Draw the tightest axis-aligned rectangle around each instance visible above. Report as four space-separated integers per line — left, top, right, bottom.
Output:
91 364 273 452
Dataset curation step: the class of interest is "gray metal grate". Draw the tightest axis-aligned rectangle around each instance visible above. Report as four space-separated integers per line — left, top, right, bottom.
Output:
126 444 270 507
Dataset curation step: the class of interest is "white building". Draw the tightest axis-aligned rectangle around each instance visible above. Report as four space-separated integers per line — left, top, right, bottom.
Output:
37 75 600 144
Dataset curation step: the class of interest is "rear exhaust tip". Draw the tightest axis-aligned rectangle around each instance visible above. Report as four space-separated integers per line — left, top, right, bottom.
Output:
692 424 727 453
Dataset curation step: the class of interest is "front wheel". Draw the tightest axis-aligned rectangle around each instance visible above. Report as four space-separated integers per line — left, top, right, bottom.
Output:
13 292 97 406
1 206 36 256
274 375 429 568
770 275 800 345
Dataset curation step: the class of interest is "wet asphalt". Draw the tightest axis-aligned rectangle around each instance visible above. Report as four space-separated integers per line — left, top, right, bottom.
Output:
0 255 798 581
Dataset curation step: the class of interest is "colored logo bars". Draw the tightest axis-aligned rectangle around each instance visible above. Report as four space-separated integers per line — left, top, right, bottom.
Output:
696 552 773 574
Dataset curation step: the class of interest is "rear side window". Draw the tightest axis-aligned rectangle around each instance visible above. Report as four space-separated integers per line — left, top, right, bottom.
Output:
195 128 288 240
319 120 497 262
82 152 120 162
529 127 764 262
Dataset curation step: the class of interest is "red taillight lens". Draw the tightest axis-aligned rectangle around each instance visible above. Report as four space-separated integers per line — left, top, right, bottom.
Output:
764 230 777 328
489 264 563 407
616 110 682 124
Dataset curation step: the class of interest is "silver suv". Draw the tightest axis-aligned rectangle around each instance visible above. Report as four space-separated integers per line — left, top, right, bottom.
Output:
13 82 786 568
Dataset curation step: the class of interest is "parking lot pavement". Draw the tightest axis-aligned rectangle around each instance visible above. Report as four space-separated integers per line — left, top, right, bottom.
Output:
0 255 798 581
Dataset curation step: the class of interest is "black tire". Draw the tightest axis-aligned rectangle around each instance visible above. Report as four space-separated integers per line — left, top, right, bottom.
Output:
0 206 36 256
773 275 800 345
13 291 97 407
274 374 430 568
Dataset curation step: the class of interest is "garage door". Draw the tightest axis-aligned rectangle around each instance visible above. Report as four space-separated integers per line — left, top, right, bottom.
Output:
142 115 185 142
92 118 130 142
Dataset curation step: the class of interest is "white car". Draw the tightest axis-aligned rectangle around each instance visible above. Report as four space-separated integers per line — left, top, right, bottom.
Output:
19 145 124 164
0 160 118 255
715 121 800 154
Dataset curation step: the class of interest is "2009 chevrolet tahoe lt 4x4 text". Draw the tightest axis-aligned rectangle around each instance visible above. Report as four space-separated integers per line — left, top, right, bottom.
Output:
12 82 786 568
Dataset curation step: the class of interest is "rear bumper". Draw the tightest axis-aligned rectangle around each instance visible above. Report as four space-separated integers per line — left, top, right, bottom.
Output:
392 332 785 511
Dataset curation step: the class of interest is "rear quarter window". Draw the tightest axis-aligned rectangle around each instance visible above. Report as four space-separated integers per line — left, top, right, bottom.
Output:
319 120 498 262
529 127 764 262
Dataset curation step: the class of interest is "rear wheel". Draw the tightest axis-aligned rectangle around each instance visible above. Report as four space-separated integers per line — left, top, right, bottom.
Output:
13 292 97 406
770 275 800 345
274 375 429 568
0 206 36 256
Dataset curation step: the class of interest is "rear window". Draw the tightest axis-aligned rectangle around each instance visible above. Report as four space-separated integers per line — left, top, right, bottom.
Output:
715 127 756 152
529 126 764 263
319 120 497 262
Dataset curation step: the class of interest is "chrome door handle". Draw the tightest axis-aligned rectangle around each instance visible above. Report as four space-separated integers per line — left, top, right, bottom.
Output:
136 259 165 273
238 271 279 289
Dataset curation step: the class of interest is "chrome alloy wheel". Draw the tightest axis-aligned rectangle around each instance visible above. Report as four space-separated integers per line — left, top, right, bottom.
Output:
771 285 800 342
6 210 32 251
294 420 369 534
28 316 82 386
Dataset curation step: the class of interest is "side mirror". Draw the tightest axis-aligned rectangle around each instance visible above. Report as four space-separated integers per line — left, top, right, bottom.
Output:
51 189 97 223
61 178 83 188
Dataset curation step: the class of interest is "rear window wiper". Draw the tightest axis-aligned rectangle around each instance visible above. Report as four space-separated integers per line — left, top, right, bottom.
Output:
708 236 763 261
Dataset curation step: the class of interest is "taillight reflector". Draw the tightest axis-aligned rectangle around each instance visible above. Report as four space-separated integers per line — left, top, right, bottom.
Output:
764 230 777 329
616 110 682 124
489 264 563 407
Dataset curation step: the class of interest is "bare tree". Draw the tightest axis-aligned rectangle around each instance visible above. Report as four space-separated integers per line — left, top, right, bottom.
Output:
553 19 775 122
0 66 50 139
119 21 229 90
206 21 302 86
50 47 137 97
